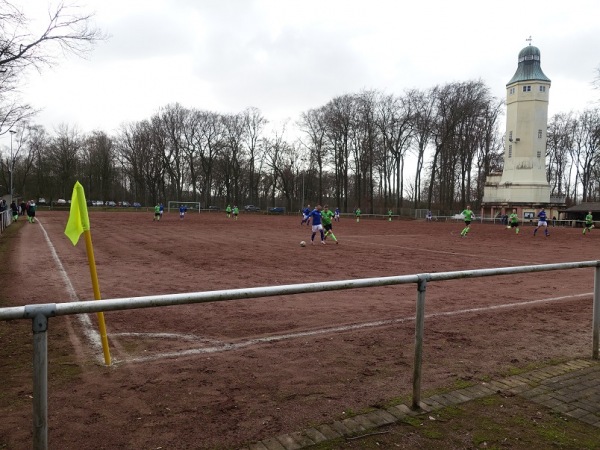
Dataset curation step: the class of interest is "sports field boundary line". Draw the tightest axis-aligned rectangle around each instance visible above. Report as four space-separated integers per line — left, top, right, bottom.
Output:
38 219 103 362
120 292 592 365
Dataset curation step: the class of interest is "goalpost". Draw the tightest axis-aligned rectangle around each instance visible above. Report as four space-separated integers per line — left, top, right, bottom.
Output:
167 201 201 213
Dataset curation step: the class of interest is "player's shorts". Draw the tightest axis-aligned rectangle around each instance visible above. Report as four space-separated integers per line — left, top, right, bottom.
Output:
312 224 323 232
155 212 161 218
537 220 547 227
509 222 519 228
324 223 333 232
463 220 471 226
585 222 593 229
303 214 309 220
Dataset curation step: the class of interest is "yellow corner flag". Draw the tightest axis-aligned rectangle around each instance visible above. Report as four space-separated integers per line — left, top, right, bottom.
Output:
65 181 90 246
64 181 111 365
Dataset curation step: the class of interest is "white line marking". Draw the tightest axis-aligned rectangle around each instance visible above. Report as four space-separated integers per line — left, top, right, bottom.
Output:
119 292 592 365
37 219 104 362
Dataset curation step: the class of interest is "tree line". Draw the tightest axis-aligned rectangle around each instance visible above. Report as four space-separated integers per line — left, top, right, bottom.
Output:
3 85 600 214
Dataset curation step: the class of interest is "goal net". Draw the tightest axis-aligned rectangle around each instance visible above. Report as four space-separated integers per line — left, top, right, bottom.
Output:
167 201 201 213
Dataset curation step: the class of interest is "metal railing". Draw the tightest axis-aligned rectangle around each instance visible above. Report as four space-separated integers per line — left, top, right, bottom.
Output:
1 260 599 449
0 209 12 234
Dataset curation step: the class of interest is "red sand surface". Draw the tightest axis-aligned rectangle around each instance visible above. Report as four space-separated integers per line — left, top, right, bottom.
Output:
1 210 597 449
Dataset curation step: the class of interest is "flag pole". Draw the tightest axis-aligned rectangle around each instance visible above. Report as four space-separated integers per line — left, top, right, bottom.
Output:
84 229 111 366
65 181 111 366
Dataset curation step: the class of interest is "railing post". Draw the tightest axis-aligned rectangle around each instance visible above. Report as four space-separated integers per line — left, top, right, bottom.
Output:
412 275 428 410
24 307 52 450
593 265 600 360
32 313 48 450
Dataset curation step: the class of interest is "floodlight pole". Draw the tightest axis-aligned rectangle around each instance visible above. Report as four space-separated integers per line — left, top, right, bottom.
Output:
9 129 16 205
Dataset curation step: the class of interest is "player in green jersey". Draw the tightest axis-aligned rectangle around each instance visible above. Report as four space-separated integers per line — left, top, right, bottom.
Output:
232 205 239 220
507 209 519 234
460 205 474 237
321 205 338 244
153 203 161 221
583 211 594 235
226 204 232 218
388 209 393 222
355 207 361 223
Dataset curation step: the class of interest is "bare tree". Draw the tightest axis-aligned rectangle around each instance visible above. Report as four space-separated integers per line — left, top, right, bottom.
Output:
242 107 267 206
0 1 104 134
48 123 82 199
323 94 356 212
221 112 246 204
406 87 436 208
547 112 576 201
298 106 328 204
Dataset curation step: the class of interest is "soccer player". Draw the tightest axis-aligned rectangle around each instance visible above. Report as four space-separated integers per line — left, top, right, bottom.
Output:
507 209 520 234
308 205 326 245
583 211 594 235
301 204 311 226
159 203 164 220
153 203 161 221
334 207 340 222
179 204 186 219
27 200 36 223
322 205 338 244
355 207 361 223
388 209 393 222
10 201 18 222
225 204 232 218
460 205 474 237
533 208 549 237
233 205 239 220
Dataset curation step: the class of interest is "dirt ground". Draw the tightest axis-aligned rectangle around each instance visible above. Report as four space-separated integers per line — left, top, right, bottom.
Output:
0 210 598 449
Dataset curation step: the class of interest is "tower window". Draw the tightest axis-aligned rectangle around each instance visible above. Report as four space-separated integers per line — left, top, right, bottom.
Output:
522 86 531 92
538 129 542 138
509 145 512 158
509 87 515 95
509 131 513 140
539 86 546 92
537 150 541 158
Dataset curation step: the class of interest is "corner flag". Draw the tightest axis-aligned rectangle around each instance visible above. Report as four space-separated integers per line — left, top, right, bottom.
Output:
64 181 112 366
65 181 90 246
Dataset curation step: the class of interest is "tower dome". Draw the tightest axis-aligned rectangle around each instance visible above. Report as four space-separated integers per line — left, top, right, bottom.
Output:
507 44 550 85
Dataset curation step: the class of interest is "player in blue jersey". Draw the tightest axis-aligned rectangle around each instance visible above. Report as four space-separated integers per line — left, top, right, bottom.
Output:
334 207 340 222
533 208 549 237
301 204 311 226
308 205 326 245
179 204 186 219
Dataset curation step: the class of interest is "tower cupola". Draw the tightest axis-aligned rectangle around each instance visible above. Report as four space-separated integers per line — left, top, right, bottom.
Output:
507 44 550 85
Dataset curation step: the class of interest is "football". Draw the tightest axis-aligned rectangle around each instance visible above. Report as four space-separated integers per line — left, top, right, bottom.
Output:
300 241 306 247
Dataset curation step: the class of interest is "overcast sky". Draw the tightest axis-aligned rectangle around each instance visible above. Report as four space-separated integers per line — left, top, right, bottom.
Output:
19 0 600 137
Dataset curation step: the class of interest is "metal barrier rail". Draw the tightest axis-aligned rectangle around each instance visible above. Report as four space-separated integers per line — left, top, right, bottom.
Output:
2 260 600 449
0 209 13 234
